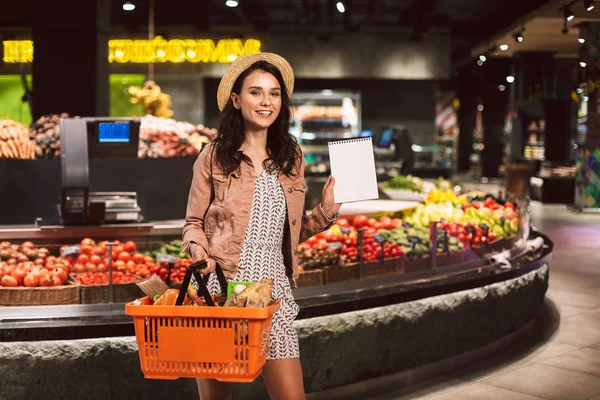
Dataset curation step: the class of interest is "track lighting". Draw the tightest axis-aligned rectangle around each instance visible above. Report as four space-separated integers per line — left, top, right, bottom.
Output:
500 44 509 51
226 0 239 7
564 7 574 22
336 2 345 13
584 0 594 11
580 61 587 68
513 31 524 43
122 1 135 11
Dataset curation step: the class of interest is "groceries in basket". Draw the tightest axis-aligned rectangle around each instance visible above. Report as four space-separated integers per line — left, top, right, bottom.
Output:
223 278 274 308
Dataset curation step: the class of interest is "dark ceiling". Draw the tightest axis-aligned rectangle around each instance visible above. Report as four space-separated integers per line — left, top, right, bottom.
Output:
0 0 551 64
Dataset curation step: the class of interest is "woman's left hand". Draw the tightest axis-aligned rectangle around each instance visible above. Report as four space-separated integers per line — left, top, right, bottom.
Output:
321 175 342 217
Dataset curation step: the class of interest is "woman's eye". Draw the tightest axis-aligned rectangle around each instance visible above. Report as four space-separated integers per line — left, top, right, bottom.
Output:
251 91 260 96
271 92 280 97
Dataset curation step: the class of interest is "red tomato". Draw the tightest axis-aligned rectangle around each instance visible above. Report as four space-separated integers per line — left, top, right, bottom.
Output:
123 240 137 253
81 238 96 247
73 263 85 273
39 274 61 287
91 247 105 256
85 263 97 273
114 260 126 271
77 254 90 265
23 272 39 287
97 263 107 273
80 245 93 256
52 268 68 284
144 256 154 265
112 246 124 260
366 218 377 228
379 216 392 228
132 253 145 264
1 275 19 287
336 218 350 227
352 215 368 229
90 255 102 266
118 252 131 263
11 267 26 286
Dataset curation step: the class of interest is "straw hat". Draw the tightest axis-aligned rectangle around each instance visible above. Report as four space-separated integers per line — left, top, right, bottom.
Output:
217 53 295 111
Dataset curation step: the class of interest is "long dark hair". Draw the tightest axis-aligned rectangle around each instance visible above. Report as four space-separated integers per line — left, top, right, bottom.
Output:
214 61 300 176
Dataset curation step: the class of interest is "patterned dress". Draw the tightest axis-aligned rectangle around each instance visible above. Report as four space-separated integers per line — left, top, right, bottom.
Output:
206 169 300 360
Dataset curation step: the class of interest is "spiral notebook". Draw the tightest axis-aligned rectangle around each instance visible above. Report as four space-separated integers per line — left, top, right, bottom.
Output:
328 137 379 203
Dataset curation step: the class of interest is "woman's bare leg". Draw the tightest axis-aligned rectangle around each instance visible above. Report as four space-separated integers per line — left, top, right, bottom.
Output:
196 378 231 400
262 358 306 400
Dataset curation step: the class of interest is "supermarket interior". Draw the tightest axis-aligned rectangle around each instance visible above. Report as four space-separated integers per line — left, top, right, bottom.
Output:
1 0 600 399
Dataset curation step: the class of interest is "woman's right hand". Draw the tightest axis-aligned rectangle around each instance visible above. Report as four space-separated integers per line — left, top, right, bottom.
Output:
190 243 216 275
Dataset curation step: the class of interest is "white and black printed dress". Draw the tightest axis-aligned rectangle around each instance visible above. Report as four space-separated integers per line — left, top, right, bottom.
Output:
207 169 300 360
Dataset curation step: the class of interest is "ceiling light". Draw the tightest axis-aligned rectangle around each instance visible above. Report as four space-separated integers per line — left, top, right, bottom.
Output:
477 60 483 66
500 44 509 51
513 31 524 43
479 55 487 62
122 1 135 11
226 0 239 7
564 7 575 22
498 85 506 91
584 96 589 101
506 75 515 83
477 104 484 112
584 0 594 11
580 61 587 67
577 88 584 93
336 2 345 13
579 38 586 43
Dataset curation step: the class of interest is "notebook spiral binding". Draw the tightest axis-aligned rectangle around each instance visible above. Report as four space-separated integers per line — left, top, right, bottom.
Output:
328 137 372 145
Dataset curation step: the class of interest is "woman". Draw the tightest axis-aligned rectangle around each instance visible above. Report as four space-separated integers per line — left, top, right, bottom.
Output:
182 53 341 400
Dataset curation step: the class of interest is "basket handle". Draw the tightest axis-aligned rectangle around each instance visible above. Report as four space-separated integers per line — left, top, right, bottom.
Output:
175 261 228 307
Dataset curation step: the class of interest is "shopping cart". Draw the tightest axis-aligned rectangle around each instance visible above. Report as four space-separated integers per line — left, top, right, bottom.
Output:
125 261 280 382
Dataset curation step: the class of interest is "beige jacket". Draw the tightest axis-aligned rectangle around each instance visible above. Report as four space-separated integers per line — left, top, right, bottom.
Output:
182 144 332 285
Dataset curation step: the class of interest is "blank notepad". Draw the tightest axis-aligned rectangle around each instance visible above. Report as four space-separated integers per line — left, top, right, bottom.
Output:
328 137 379 203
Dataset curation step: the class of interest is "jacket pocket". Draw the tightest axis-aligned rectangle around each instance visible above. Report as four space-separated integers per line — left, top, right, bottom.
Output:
212 174 228 203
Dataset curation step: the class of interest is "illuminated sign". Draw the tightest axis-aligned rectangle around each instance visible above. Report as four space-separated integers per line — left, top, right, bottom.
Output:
2 37 261 64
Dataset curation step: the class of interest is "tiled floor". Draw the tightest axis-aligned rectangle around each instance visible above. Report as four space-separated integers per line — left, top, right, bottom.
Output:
376 202 600 400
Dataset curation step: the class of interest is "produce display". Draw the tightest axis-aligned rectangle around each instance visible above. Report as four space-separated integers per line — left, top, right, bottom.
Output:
138 115 216 158
0 119 35 159
382 175 424 192
0 241 69 287
29 113 73 158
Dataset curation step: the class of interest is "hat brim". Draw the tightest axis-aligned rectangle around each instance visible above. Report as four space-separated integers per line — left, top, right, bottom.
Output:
217 53 295 111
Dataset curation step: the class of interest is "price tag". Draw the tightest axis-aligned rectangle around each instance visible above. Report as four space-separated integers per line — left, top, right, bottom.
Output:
372 234 386 244
466 226 476 234
327 242 343 250
156 254 178 264
407 236 421 245
39 137 57 146
340 227 352 234
479 223 489 231
436 229 448 237
60 245 80 257
500 216 506 226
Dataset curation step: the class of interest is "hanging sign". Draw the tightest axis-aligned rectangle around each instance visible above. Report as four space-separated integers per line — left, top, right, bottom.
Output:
3 37 261 64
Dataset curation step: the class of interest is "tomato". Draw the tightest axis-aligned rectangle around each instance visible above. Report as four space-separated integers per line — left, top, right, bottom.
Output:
80 245 93 256
90 255 102 266
114 260 126 271
353 215 368 229
97 263 107 273
73 263 85 273
33 257 45 266
23 272 39 287
77 254 90 265
39 274 61 287
80 238 96 247
85 263 97 273
1 275 18 287
112 246 124 260
144 256 154 265
336 218 349 227
118 252 131 263
123 240 137 253
366 218 377 229
52 268 68 284
91 246 105 256
379 216 392 229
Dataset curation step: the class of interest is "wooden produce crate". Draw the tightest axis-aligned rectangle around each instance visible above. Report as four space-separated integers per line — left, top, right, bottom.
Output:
404 255 432 273
0 281 80 306
297 269 324 288
71 274 143 304
363 257 401 278
323 263 360 284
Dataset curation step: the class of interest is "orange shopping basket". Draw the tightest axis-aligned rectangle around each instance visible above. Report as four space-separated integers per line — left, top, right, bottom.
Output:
125 261 280 382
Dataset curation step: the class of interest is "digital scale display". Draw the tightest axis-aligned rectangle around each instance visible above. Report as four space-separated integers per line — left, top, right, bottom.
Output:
98 122 130 143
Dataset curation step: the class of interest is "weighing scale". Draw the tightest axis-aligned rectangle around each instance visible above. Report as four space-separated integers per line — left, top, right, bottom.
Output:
60 117 142 225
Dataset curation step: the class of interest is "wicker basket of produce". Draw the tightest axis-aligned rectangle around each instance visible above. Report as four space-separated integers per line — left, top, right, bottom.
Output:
0 261 80 306
72 272 143 304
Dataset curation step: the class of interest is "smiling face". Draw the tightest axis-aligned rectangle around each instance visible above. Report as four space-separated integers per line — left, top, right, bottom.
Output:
231 70 282 132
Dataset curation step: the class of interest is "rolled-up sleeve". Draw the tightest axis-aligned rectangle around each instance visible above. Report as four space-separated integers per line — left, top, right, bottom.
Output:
182 146 213 258
297 156 333 243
